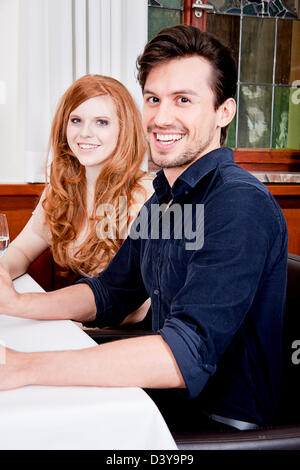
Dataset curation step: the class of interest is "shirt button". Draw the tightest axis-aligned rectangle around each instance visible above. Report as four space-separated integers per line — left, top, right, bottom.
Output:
153 289 159 295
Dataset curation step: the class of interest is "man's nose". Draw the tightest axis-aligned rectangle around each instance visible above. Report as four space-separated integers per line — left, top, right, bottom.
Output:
153 102 174 127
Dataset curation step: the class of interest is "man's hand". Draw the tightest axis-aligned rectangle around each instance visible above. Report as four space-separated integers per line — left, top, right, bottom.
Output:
0 263 20 316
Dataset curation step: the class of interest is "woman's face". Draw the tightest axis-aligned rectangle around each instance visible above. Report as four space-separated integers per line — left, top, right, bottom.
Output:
66 95 120 172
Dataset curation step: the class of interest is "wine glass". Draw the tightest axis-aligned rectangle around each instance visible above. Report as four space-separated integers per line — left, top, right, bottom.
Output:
0 214 10 257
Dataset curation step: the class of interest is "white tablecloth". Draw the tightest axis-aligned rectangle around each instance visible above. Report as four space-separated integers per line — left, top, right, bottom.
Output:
0 274 177 450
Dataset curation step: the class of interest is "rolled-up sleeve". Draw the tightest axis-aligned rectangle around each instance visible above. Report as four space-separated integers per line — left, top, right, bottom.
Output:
159 184 280 398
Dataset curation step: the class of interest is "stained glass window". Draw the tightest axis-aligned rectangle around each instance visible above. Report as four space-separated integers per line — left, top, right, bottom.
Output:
148 1 300 150
206 0 299 18
205 7 300 148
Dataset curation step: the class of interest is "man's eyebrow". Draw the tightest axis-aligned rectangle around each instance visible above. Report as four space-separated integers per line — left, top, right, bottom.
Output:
143 89 199 96
143 89 155 96
171 89 199 96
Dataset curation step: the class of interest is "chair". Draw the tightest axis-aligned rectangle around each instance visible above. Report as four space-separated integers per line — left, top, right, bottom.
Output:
173 253 300 450
85 253 300 450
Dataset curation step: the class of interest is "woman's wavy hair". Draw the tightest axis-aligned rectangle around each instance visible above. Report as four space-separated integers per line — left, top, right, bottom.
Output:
43 74 147 276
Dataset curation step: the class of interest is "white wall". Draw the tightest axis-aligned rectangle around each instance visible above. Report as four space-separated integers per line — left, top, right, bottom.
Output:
0 0 148 183
0 0 25 182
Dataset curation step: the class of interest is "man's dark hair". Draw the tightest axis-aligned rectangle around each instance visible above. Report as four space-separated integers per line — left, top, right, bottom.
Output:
136 25 237 145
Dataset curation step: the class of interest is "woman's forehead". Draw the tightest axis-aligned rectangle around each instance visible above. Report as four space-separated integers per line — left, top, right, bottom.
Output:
70 95 118 116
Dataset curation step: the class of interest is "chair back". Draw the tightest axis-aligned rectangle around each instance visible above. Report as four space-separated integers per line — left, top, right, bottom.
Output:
279 253 300 424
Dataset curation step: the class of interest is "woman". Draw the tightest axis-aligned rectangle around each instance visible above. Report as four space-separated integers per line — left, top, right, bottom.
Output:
0 75 153 315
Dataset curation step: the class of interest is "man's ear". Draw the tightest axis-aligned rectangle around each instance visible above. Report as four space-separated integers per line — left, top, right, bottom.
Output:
216 98 236 128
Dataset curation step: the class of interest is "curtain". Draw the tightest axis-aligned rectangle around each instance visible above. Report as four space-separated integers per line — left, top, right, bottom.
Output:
22 0 148 182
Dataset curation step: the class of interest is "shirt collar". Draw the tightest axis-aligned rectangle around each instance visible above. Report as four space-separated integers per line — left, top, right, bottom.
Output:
153 147 234 203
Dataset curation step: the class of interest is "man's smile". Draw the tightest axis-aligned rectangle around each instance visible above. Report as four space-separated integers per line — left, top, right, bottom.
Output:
155 133 185 144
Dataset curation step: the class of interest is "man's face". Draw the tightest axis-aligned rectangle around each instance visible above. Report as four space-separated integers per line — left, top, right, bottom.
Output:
142 56 223 171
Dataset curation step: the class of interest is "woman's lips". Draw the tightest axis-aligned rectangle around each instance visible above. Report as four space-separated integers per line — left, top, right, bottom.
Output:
77 143 100 151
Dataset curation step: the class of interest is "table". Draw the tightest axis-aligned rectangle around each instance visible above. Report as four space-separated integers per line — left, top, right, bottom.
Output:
0 274 177 450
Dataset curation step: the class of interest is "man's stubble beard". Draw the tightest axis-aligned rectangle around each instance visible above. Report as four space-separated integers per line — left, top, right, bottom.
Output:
149 147 197 169
148 132 214 169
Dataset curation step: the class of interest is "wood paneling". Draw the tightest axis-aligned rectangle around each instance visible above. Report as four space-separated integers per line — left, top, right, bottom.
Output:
0 184 44 240
0 184 53 291
236 150 300 255
267 184 300 256
184 0 208 30
234 149 300 172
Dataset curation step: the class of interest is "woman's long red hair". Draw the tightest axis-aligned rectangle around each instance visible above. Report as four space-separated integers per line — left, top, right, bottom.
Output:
43 74 147 276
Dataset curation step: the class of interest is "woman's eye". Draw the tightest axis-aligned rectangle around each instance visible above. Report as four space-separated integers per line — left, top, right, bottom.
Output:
97 119 108 126
70 118 80 124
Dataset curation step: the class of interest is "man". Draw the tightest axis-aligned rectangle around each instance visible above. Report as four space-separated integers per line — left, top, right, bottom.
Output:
0 26 287 431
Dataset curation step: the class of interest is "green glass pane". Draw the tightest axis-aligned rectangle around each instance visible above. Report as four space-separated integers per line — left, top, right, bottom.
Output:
149 0 183 8
273 86 300 149
240 17 275 83
243 4 257 15
148 7 182 40
207 1 242 14
273 87 290 148
237 85 272 148
226 114 236 148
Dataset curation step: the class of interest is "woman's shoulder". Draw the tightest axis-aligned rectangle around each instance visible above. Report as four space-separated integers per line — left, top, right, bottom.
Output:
30 185 51 242
140 171 156 181
32 185 48 214
138 172 156 199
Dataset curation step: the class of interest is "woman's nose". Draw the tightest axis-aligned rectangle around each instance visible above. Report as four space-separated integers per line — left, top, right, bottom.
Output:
80 121 93 138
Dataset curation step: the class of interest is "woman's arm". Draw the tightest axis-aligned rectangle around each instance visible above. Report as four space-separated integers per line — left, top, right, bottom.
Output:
0 263 96 322
0 196 50 279
0 226 49 280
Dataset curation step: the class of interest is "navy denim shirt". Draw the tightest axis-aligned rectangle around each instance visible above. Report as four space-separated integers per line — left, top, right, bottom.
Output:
79 147 287 426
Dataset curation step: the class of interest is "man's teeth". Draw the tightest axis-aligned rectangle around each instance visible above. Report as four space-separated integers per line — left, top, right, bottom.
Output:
156 133 184 144
78 144 99 149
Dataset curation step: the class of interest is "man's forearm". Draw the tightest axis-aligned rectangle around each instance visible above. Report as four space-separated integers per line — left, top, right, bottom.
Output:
11 284 97 323
10 335 185 390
